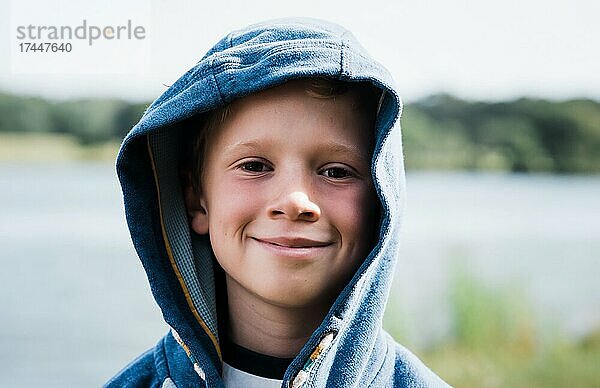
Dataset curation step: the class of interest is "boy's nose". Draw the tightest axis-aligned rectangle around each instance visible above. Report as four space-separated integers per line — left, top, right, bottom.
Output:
268 191 321 222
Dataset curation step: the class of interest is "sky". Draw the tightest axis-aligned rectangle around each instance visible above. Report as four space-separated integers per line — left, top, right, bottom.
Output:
1 0 599 102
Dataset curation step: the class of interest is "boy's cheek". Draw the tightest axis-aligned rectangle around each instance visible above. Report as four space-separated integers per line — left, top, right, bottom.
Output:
356 187 381 250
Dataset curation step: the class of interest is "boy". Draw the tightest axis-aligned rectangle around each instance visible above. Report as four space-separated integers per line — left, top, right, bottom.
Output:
107 18 448 387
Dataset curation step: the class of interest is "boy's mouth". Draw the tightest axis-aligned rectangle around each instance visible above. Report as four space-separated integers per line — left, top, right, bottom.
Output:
251 236 332 249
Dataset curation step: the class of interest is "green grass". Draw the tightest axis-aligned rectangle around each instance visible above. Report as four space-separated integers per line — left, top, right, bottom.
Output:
0 132 119 162
384 270 600 387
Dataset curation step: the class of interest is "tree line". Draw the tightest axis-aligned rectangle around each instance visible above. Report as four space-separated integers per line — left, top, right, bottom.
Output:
1 91 598 173
402 94 600 173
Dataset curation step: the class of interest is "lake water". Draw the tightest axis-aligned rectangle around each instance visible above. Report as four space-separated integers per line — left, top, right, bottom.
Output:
1 163 598 387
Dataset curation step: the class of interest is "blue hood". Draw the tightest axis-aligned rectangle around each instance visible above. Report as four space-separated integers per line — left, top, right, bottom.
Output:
113 18 448 388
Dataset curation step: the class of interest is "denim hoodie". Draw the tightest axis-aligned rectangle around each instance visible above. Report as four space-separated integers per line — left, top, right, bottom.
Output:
107 18 449 388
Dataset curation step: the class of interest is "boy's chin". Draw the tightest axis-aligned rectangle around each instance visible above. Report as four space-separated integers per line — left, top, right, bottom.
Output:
247 278 341 311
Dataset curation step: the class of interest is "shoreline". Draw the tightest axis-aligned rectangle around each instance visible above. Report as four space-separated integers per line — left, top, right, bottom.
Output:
0 132 119 162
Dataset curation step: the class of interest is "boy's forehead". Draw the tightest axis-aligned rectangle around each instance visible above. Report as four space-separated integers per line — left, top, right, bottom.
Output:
227 82 369 127
220 83 373 142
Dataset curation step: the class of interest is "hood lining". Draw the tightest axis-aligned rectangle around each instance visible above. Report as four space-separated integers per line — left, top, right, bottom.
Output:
147 134 221 360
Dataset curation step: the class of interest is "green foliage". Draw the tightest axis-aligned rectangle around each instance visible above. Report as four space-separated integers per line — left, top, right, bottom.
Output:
403 94 600 173
0 92 54 134
449 268 536 352
0 91 147 144
383 268 600 387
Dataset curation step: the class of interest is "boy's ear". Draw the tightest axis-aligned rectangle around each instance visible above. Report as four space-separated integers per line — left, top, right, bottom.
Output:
183 185 209 235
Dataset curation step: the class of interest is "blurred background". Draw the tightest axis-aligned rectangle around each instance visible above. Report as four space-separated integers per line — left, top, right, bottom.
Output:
1 0 598 386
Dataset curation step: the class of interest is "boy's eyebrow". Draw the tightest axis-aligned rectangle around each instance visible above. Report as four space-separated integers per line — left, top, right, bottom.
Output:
316 142 371 165
222 141 285 161
223 140 264 153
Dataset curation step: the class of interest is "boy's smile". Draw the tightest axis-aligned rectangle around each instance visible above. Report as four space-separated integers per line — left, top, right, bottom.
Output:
186 80 378 310
250 235 333 259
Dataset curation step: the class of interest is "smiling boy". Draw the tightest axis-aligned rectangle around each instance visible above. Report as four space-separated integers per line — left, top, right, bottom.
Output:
107 18 448 388
183 79 379 362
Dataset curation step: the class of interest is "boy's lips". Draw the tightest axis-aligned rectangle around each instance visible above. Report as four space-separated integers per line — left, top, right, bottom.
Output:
250 236 333 259
251 236 332 248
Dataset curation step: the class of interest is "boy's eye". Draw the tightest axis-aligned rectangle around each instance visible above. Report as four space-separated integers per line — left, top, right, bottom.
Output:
241 161 269 172
321 167 353 179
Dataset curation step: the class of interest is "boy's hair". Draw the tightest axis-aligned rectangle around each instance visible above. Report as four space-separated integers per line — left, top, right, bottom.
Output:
181 77 381 193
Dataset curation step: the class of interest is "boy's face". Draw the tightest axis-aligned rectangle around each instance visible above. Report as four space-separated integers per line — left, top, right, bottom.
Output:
187 81 378 310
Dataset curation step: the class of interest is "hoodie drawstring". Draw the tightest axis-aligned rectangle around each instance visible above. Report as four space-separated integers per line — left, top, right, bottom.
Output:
171 328 207 383
290 332 335 388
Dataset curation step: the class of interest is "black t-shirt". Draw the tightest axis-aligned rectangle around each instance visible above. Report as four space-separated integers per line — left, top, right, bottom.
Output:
221 335 294 380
